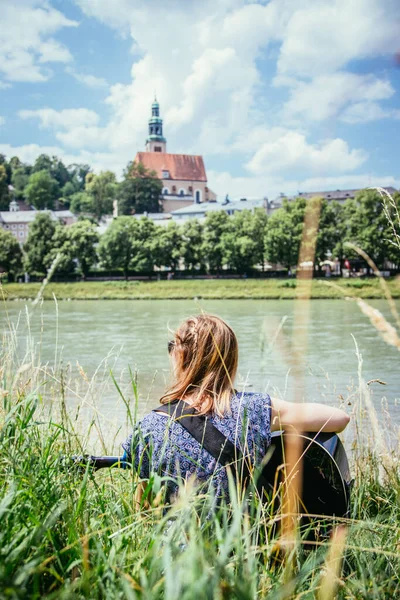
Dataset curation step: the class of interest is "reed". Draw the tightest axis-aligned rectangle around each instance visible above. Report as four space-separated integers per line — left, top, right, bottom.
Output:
0 310 399 600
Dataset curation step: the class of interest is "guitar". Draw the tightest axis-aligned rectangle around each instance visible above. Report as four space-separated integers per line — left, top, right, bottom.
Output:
69 429 352 521
264 431 352 519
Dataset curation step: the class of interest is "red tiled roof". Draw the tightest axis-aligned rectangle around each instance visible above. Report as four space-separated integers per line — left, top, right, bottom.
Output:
135 152 207 182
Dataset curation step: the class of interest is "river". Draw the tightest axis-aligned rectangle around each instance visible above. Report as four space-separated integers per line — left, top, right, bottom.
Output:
1 298 399 450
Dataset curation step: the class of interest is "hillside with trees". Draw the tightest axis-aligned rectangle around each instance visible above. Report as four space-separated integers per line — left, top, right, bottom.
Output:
0 153 162 218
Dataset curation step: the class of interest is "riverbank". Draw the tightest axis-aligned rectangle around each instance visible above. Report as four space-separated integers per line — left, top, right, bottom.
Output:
1 277 400 300
1 368 399 598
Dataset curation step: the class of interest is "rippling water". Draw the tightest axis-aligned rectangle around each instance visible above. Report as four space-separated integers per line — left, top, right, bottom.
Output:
2 298 399 449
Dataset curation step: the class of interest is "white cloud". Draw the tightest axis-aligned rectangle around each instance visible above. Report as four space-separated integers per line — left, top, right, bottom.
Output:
280 73 395 122
19 108 100 129
65 66 108 89
0 0 78 83
56 126 109 149
0 117 5 126
277 0 400 78
246 131 367 176
18 108 108 149
340 102 400 124
38 39 73 64
0 82 12 90
73 0 134 33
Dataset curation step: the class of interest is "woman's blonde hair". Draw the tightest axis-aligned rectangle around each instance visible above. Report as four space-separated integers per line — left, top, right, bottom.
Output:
160 314 238 417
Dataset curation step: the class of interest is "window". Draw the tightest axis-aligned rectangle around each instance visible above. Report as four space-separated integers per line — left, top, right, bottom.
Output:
19 231 24 238
162 170 170 178
155 146 162 152
195 190 201 204
188 186 193 192
11 224 16 229
172 185 176 193
18 224 24 229
179 189 185 196
162 188 169 195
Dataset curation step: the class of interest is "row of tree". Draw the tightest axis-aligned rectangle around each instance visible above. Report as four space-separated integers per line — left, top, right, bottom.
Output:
1 189 399 280
0 154 162 217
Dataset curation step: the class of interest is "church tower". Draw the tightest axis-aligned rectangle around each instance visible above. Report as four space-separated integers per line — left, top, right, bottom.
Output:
145 98 167 153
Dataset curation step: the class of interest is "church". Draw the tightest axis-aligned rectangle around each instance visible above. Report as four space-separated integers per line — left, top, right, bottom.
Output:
134 99 217 213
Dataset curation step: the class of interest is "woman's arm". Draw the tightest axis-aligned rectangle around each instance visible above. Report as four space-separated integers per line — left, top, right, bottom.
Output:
270 397 350 433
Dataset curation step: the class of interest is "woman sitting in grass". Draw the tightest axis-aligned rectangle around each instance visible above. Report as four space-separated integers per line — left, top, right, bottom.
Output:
122 314 350 505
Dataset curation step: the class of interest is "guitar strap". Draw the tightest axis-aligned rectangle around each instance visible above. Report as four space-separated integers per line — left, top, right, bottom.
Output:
153 399 270 492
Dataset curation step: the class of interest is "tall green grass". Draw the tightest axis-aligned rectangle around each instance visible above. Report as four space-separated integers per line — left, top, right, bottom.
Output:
0 310 399 599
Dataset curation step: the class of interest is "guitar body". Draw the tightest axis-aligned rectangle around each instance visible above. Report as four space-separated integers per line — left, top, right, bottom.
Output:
261 431 352 521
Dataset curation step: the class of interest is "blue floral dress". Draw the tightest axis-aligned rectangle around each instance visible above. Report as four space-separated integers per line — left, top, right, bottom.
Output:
122 391 272 504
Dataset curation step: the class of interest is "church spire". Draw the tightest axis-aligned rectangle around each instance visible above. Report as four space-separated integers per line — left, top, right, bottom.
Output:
146 97 167 153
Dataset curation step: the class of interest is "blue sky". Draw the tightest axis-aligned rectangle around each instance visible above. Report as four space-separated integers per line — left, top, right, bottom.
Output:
0 0 399 200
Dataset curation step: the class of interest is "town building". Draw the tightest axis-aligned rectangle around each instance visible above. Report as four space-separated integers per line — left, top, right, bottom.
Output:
275 186 398 207
0 199 76 245
171 197 267 221
133 99 217 213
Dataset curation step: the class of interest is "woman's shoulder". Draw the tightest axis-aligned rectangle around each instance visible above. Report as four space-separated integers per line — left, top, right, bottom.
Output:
230 391 272 427
231 390 271 410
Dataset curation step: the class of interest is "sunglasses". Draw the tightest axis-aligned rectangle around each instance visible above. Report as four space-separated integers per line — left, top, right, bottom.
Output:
167 340 175 354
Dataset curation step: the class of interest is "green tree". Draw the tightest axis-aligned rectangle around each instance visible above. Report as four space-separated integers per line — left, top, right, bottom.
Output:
67 164 91 191
221 217 256 274
318 201 345 270
61 181 78 198
181 219 205 271
202 211 230 273
0 154 11 185
98 217 141 279
0 229 23 280
32 154 53 174
51 157 69 188
343 189 398 269
24 212 58 276
249 209 269 268
265 199 307 270
154 221 183 271
9 156 22 172
25 170 59 210
67 220 99 278
222 209 269 273
134 216 158 272
384 191 400 266
85 171 116 220
50 224 75 275
60 181 79 206
0 165 10 210
69 191 93 214
11 167 30 202
118 161 162 215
